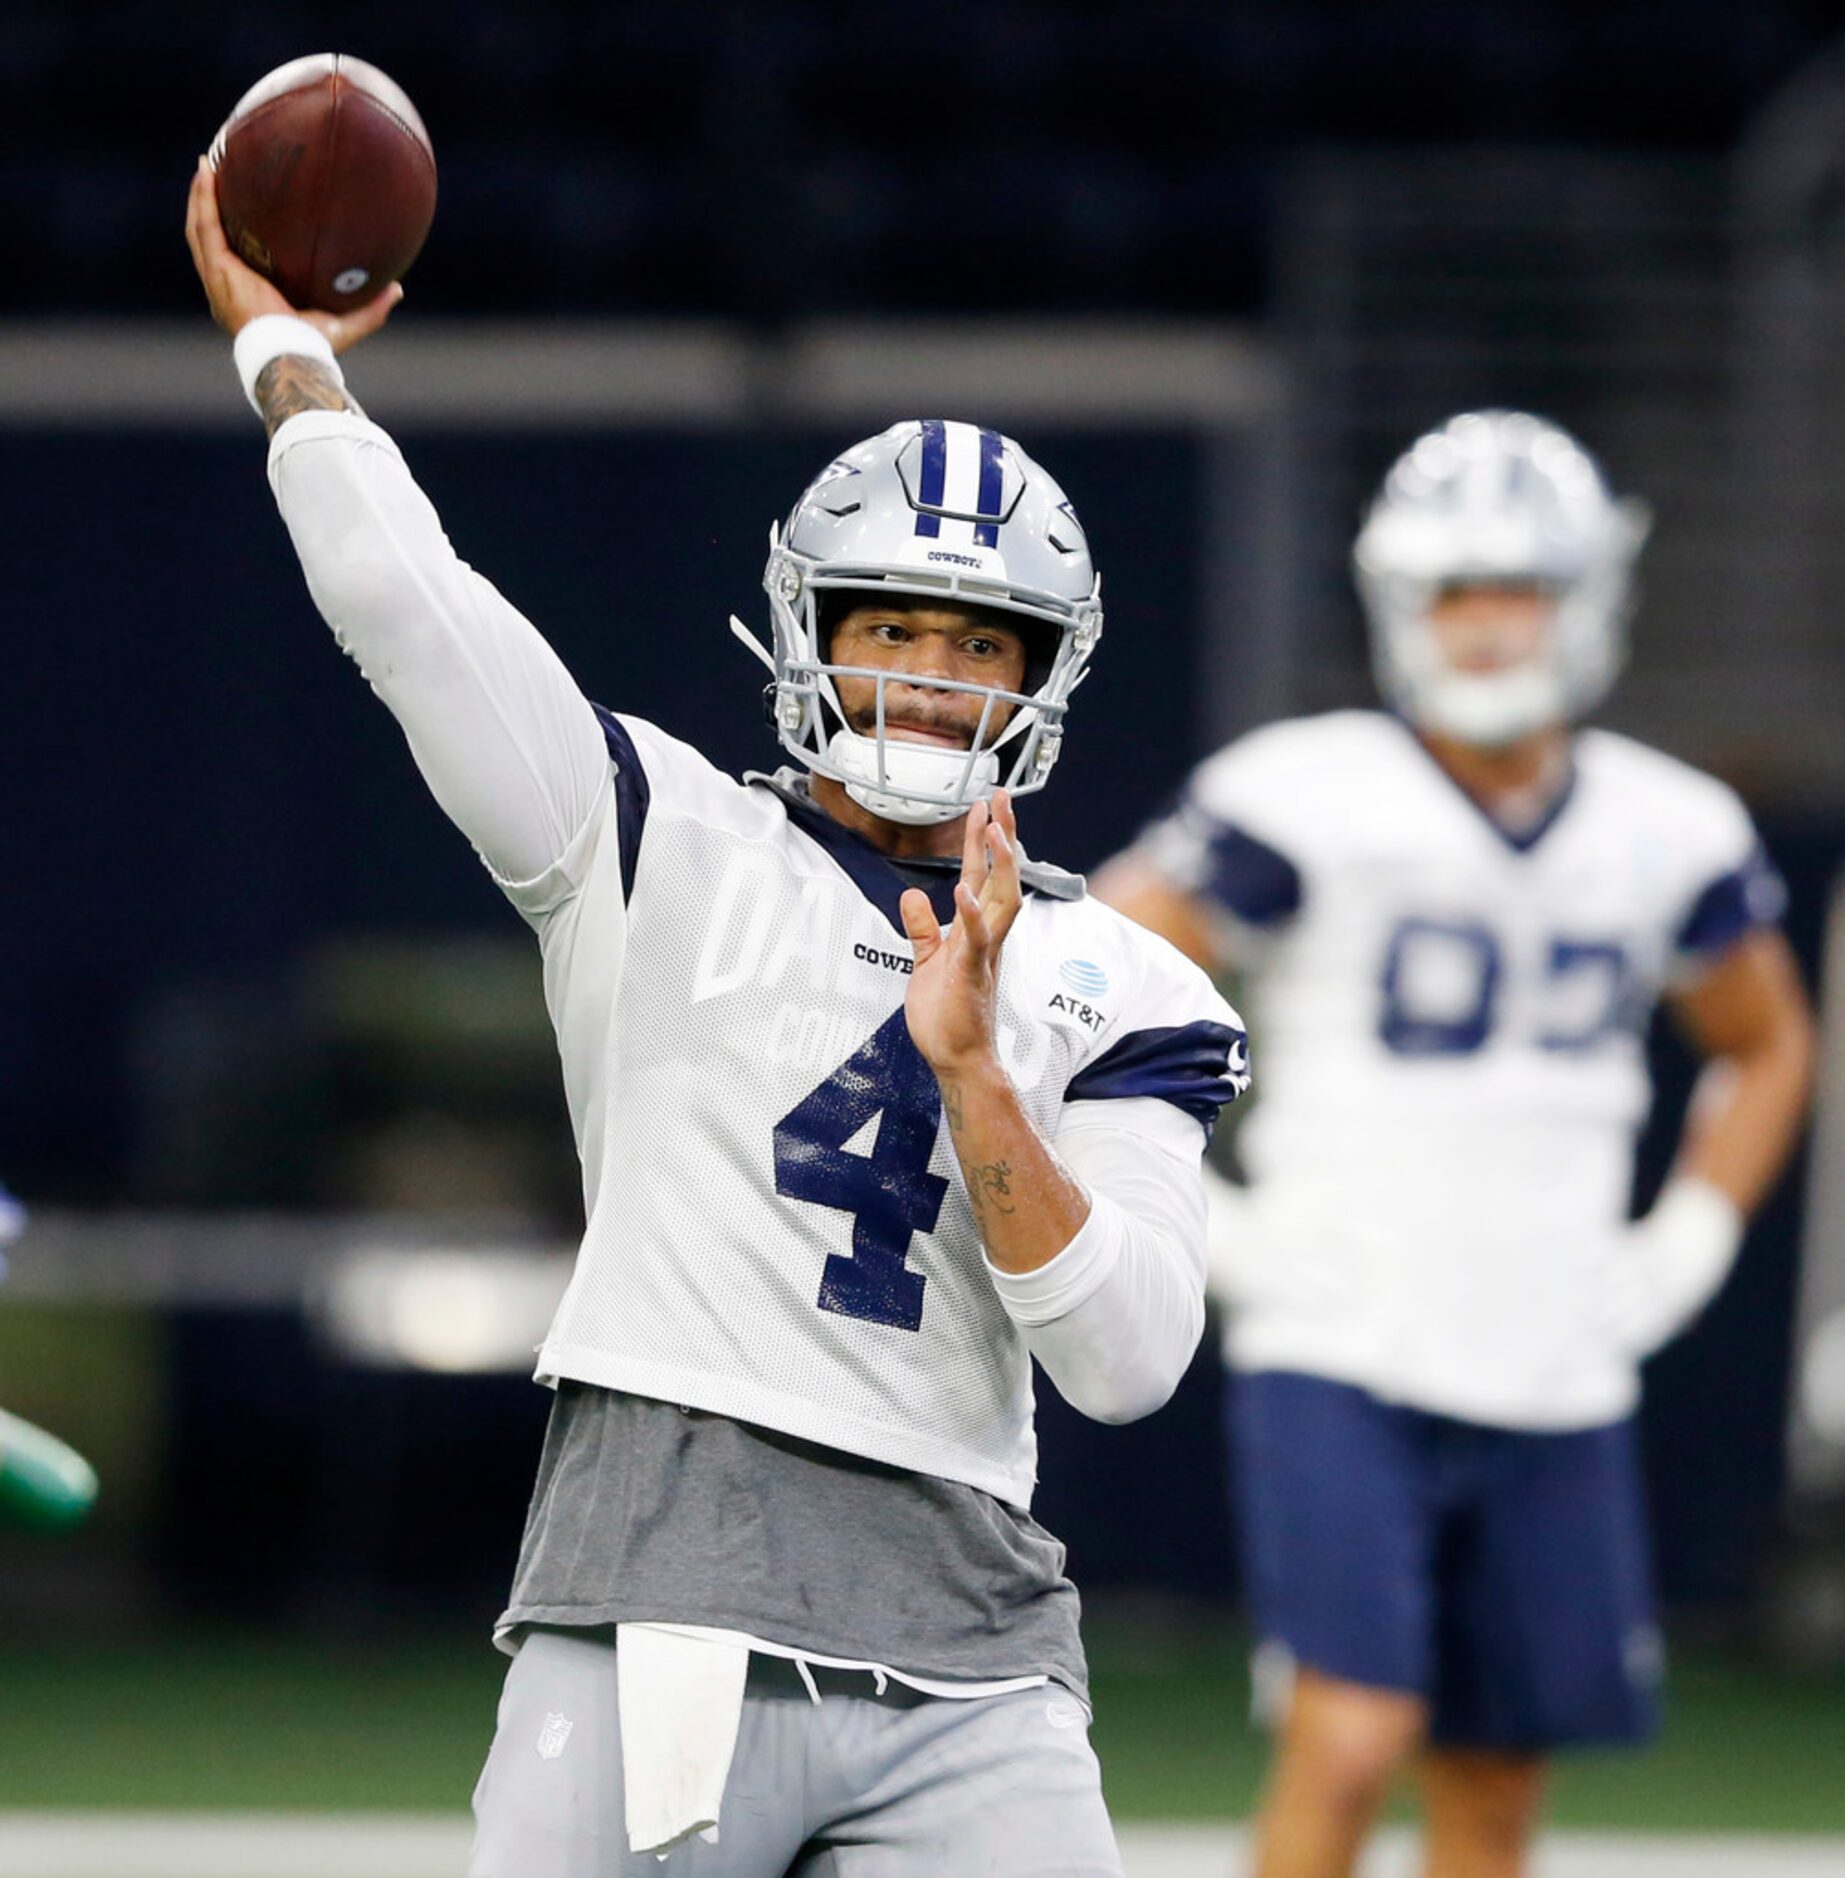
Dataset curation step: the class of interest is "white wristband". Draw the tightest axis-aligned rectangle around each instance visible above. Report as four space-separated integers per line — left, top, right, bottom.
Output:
1644 1177 1745 1288
1608 1177 1747 1356
232 314 342 416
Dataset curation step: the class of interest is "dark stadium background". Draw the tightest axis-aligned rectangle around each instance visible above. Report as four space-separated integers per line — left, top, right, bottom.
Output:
3 0 1845 1846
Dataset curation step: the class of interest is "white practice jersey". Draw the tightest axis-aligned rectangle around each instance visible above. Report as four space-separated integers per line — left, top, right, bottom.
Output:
1142 709 1784 1429
267 411 1247 1509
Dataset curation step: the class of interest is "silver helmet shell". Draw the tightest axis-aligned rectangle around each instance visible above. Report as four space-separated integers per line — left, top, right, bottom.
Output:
735 419 1104 825
1352 410 1651 746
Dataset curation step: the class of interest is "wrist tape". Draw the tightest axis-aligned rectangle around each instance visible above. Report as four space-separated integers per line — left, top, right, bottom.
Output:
232 314 342 416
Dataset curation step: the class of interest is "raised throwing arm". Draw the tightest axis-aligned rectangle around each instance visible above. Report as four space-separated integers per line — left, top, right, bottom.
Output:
185 159 609 901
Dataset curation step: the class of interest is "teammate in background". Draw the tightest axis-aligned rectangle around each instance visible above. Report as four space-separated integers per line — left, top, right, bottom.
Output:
186 163 1246 1877
0 1183 100 1533
1093 411 1816 1878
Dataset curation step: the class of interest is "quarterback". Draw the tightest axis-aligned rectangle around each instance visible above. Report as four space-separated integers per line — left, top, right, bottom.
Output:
1096 412 1814 1878
186 164 1246 1875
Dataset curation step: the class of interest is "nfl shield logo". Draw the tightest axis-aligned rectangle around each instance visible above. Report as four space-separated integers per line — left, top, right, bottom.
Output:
537 1711 574 1760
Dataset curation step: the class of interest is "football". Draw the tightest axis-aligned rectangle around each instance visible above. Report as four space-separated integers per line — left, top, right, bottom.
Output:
209 53 437 315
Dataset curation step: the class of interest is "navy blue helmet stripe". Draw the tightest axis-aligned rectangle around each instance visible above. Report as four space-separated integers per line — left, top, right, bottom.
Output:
913 418 946 539
1064 1021 1249 1136
973 427 1005 547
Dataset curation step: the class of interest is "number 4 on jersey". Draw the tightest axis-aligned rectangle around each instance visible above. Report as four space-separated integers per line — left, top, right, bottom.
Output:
772 1009 949 1332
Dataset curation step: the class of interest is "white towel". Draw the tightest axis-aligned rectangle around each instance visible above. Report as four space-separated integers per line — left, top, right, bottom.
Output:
616 1622 751 1857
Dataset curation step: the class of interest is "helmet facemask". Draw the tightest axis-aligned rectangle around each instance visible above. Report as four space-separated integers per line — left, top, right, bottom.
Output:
1353 411 1650 747
1381 582 1571 749
730 420 1103 827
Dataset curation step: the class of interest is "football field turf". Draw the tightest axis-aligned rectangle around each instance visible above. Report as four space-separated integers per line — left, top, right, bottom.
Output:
0 1615 1840 1847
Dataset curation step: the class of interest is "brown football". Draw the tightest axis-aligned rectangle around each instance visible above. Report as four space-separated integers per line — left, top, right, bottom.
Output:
209 53 436 315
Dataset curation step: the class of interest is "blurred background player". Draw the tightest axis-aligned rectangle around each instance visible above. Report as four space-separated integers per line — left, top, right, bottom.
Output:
185 161 1246 1876
1093 410 1816 1878
0 1182 98 1533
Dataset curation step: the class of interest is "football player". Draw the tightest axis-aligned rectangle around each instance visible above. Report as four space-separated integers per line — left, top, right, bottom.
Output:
1094 411 1815 1878
185 164 1247 1876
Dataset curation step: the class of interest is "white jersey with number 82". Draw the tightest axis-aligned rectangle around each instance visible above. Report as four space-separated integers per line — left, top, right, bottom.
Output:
1142 709 1783 1429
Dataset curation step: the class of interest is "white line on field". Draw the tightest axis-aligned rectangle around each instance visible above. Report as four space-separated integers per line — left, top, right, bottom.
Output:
0 1816 1841 1878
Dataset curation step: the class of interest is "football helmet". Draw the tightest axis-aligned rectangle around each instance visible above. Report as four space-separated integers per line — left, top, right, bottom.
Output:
1353 410 1650 745
730 418 1104 825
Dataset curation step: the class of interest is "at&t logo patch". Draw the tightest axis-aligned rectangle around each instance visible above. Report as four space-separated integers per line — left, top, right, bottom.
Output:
1058 959 1109 998
1049 957 1110 1032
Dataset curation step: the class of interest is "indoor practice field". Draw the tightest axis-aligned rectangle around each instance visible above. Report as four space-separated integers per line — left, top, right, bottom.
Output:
11 6 1845 1878
1 1617 1842 1874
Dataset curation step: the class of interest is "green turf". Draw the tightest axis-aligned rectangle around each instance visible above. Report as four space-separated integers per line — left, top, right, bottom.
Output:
1083 1620 1845 1832
0 1630 497 1811
0 1618 1841 1830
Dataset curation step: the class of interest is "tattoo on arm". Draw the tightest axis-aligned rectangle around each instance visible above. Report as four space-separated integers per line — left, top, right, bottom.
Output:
255 354 364 440
940 1077 1015 1236
966 1159 1017 1235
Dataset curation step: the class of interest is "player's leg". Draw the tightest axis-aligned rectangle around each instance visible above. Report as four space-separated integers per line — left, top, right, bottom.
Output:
1230 1371 1442 1878
1420 1416 1659 1876
790 1669 1123 1877
1417 1749 1547 1878
1252 1668 1426 1878
468 1629 814 1878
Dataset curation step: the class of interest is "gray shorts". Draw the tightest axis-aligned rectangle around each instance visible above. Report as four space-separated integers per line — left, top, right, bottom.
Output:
469 1630 1124 1877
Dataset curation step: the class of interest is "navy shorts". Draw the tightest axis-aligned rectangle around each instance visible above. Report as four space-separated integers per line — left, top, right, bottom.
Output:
1230 1369 1661 1750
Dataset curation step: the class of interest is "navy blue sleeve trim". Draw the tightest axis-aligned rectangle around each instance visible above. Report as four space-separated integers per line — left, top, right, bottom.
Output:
1675 845 1787 957
1064 1021 1250 1137
592 705 652 903
1198 817 1302 927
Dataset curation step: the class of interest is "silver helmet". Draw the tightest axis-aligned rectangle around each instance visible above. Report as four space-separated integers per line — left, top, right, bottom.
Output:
1353 410 1651 746
730 418 1104 825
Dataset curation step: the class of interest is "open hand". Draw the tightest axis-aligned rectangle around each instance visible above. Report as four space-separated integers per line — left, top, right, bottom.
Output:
899 791 1023 1078
184 157 401 352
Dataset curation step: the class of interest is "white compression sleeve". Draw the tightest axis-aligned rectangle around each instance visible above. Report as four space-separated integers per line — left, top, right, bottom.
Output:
265 411 611 901
983 1097 1208 1425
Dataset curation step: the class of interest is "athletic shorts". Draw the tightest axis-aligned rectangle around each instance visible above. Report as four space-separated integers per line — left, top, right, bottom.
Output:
469 1630 1123 1876
1230 1368 1662 1750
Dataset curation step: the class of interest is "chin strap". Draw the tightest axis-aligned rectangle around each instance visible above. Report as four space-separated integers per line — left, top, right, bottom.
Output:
1414 662 1568 747
841 781 965 827
826 729 999 826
